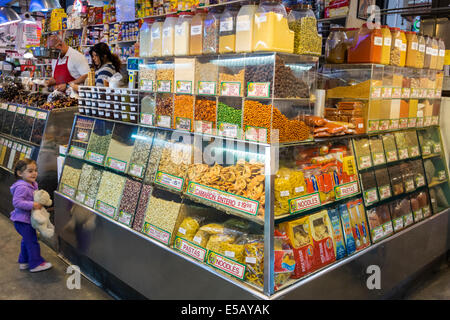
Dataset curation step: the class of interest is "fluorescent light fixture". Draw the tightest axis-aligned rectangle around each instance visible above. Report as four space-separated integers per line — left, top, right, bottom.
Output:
29 0 61 12
0 7 21 26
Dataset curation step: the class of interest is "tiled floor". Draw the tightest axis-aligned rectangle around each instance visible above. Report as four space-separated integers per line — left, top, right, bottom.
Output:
0 213 112 300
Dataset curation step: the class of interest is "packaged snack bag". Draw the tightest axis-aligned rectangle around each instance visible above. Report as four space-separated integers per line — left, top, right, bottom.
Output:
338 203 356 255
354 198 371 248
274 229 295 290
280 216 316 278
309 210 336 268
327 208 347 260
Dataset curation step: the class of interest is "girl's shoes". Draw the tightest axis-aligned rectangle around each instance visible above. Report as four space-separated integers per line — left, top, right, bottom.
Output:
19 263 29 270
29 262 52 273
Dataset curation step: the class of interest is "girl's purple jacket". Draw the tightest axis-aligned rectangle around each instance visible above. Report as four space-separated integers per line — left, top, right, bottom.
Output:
10 180 38 224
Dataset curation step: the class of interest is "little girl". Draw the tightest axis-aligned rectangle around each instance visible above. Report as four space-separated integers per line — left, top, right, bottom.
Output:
10 159 52 272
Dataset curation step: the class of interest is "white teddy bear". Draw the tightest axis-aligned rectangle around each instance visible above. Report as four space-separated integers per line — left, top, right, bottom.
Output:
31 189 55 239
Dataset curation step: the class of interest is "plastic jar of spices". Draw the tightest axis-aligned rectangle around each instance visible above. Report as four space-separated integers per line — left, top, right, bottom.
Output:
219 5 240 54
347 23 382 64
150 18 163 57
190 9 207 55
325 28 348 64
380 25 391 65
416 34 426 69
162 14 178 56
174 11 194 56
235 2 258 53
405 31 418 68
203 8 222 54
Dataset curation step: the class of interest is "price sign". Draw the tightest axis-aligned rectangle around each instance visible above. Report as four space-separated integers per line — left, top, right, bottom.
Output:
220 82 241 97
218 122 239 139
8 105 17 112
206 251 246 280
69 146 85 159
156 80 172 93
432 116 439 126
405 179 415 192
86 151 105 165
334 181 359 200
368 120 379 132
187 182 259 216
399 118 409 129
17 107 26 115
371 226 384 242
37 111 48 120
364 188 378 206
373 153 386 166
409 146 420 157
403 213 414 226
175 117 192 131
378 120 390 131
117 210 133 227
156 115 171 128
245 126 267 143
408 117 417 128
389 119 399 130
422 205 431 218
247 82 271 98
393 217 404 232
424 117 432 127
128 163 144 178
140 113 154 126
141 222 171 245
358 155 372 169
75 191 86 203
371 87 381 98
382 221 393 237
398 148 409 160
173 237 207 262
96 200 116 218
154 171 184 192
140 80 154 91
61 184 76 198
289 192 321 214
197 81 216 95
106 157 127 173
175 81 193 94
438 170 446 181
413 209 423 222
422 145 431 155
194 120 213 135
392 87 402 98
386 150 398 162
433 143 441 154
379 185 391 200
415 175 425 187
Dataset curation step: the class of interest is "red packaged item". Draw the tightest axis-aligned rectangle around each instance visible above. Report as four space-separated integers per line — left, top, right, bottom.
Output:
280 216 316 279
274 229 296 290
309 210 336 268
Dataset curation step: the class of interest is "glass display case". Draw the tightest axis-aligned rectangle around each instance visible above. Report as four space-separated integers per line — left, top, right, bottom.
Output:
124 52 319 144
322 64 443 134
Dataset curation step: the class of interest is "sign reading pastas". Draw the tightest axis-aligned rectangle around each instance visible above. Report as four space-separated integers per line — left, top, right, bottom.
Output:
334 181 359 200
187 182 259 216
173 237 206 262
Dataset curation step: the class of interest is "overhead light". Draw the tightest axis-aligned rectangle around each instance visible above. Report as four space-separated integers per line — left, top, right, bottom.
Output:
0 7 21 26
29 0 61 12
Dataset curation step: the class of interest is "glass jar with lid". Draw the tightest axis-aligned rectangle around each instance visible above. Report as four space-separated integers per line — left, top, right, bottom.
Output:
190 9 207 55
219 5 240 54
405 31 418 68
150 18 163 57
347 24 382 64
235 1 258 53
325 28 348 64
252 0 294 53
437 38 446 71
203 7 223 54
139 19 152 58
430 37 439 69
162 14 178 56
380 25 391 65
423 36 433 69
174 11 194 56
287 4 322 55
416 34 426 68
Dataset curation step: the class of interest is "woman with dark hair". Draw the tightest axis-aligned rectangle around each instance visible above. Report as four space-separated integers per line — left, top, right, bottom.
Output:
89 42 122 87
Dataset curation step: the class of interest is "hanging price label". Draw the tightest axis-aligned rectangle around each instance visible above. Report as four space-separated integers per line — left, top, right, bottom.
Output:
86 151 105 165
424 117 432 127
409 146 420 157
140 79 154 91
408 118 417 128
75 191 86 203
140 113 154 126
416 117 424 128
334 181 359 200
414 209 423 222
401 88 411 98
61 184 76 198
422 145 431 155
405 179 415 192
416 175 425 187
433 143 441 154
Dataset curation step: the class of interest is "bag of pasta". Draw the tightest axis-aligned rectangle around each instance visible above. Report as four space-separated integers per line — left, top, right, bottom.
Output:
176 216 204 241
243 235 264 288
198 223 225 235
274 229 295 290
205 233 236 254
309 210 336 268
220 241 245 264
192 229 211 248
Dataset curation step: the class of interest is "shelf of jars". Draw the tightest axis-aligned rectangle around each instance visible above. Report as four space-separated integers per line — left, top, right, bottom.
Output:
322 64 444 134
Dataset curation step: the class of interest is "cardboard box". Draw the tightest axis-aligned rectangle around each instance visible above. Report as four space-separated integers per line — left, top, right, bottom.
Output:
328 208 347 260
